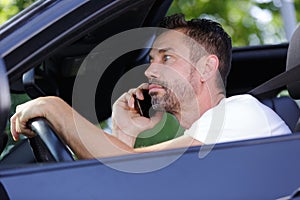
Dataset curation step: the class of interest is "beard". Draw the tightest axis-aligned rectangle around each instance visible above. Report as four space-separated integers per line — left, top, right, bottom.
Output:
149 78 195 114
150 88 179 113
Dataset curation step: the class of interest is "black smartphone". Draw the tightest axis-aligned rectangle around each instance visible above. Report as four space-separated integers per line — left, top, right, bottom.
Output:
134 90 152 118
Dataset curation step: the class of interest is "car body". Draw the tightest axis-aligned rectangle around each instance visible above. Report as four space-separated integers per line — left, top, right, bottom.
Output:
0 0 300 199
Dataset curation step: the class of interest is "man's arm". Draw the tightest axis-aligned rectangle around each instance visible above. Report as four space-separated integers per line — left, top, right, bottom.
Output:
135 134 203 153
10 96 136 159
10 96 202 159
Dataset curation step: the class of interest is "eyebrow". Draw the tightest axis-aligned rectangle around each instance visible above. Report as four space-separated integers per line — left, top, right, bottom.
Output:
158 47 175 54
149 47 176 58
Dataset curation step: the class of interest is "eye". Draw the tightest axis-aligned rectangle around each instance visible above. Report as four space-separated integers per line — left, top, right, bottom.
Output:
163 55 171 62
149 56 153 63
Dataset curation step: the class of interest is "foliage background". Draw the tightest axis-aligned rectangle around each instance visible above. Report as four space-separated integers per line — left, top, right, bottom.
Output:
168 0 300 46
0 0 34 24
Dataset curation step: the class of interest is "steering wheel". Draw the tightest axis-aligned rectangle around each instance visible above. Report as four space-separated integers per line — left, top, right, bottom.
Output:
28 117 74 162
20 68 73 162
0 58 72 162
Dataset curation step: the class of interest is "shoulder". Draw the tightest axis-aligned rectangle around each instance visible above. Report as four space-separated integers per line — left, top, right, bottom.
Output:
222 94 291 138
225 94 261 106
185 94 291 144
206 94 266 119
223 94 272 115
222 94 282 123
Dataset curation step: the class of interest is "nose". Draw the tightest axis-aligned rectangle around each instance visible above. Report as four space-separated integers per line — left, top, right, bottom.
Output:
144 63 159 79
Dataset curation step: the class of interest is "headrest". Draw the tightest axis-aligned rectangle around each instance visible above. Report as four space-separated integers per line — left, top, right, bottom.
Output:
287 25 300 99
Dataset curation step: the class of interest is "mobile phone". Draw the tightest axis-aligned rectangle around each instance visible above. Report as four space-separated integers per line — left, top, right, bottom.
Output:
134 89 152 118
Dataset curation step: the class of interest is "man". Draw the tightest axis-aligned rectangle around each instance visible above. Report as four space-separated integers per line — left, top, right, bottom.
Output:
10 14 291 159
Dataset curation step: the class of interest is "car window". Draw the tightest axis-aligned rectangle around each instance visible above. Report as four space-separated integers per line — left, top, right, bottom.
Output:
0 94 30 160
0 0 299 163
101 0 300 139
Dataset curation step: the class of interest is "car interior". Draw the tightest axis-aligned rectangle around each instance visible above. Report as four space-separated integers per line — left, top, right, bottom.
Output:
249 25 300 133
0 0 300 165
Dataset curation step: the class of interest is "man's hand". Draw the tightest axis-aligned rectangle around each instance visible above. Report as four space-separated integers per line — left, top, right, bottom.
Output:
10 96 71 141
112 84 163 147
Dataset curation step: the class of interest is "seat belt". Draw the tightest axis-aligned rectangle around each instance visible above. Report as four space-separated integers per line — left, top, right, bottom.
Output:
249 63 300 96
249 63 300 132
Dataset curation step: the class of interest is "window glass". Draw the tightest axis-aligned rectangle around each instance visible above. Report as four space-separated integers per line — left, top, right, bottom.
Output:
0 94 30 160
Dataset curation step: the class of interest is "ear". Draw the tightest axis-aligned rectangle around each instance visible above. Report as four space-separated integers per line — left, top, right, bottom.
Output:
198 55 219 82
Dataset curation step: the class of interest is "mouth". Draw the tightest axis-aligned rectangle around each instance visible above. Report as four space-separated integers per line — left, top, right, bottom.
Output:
148 83 165 94
149 84 162 90
148 79 168 95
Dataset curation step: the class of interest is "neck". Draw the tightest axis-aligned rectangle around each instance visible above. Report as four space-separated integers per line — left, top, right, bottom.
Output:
173 89 225 129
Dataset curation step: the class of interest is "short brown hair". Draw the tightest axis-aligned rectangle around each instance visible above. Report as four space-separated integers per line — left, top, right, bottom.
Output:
159 13 232 87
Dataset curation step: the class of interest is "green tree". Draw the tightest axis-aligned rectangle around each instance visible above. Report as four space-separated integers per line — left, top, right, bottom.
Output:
0 0 35 24
168 0 300 46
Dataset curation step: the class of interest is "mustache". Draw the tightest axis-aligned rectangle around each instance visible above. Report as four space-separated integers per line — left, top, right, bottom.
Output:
148 79 168 89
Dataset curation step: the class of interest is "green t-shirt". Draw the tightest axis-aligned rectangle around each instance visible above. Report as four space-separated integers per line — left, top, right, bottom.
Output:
134 113 184 148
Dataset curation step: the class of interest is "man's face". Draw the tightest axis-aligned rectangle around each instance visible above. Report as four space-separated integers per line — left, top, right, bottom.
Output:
145 30 204 114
